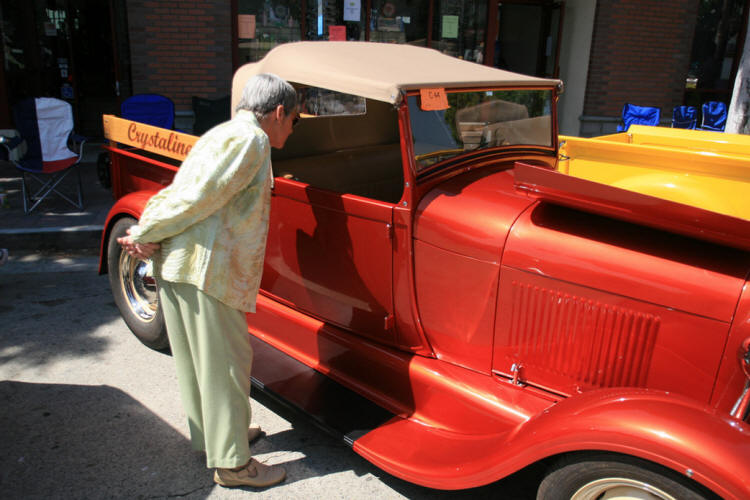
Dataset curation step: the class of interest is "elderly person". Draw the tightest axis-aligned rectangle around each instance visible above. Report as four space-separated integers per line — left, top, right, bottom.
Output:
118 73 297 488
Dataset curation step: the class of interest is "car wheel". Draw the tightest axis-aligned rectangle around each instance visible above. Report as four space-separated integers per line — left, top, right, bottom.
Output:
107 217 169 351
537 453 715 500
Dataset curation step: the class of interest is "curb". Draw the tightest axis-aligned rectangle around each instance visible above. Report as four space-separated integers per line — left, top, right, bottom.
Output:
1 225 103 251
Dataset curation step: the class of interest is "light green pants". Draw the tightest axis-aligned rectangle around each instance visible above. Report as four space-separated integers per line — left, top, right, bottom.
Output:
157 278 253 469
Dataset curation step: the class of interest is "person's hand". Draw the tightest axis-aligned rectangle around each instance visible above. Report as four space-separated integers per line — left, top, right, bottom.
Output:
117 227 159 260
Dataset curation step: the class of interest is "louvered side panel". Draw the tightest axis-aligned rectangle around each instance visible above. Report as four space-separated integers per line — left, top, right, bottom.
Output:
496 276 660 394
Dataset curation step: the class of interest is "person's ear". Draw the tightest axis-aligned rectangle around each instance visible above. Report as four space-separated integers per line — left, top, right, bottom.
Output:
274 105 285 122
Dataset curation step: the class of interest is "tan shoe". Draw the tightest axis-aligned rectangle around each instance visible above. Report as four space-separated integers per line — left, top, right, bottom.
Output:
248 424 263 444
214 458 286 488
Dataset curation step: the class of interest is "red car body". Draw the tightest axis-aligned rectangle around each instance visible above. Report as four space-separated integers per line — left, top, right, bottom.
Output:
100 42 750 498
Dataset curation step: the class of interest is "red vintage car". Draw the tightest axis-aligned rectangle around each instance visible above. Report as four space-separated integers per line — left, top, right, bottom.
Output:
100 42 750 499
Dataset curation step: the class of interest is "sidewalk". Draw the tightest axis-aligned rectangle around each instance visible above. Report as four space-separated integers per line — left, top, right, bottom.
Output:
0 145 114 251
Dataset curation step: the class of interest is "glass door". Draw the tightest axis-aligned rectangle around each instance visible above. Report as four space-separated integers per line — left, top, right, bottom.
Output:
685 0 749 107
0 0 127 136
494 0 564 78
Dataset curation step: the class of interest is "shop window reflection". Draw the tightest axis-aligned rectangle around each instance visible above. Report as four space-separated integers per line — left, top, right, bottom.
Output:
370 1 428 46
306 0 365 41
237 0 301 63
431 0 486 62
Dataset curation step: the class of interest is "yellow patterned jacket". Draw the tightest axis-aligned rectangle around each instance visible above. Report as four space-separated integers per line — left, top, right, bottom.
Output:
129 110 272 312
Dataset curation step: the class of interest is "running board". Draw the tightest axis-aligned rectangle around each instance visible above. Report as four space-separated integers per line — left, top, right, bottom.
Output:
249 333 531 490
249 335 395 446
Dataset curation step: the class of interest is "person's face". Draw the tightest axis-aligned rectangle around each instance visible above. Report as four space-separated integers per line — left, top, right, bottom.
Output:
264 105 297 149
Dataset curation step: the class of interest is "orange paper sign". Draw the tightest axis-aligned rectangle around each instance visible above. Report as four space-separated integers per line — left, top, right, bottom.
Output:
238 14 256 39
329 25 346 41
420 88 449 111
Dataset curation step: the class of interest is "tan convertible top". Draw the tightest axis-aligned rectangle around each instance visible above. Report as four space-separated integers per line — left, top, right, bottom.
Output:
231 41 561 112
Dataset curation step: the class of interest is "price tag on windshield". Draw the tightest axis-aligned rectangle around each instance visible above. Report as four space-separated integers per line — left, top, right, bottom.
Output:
419 88 450 111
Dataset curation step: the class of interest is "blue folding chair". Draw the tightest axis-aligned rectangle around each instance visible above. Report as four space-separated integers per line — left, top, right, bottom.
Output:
98 94 177 189
0 97 87 213
672 105 697 129
617 103 661 132
700 101 727 132
120 93 175 129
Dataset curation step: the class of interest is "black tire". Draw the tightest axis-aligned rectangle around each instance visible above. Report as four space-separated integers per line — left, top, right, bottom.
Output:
107 217 169 350
537 452 717 500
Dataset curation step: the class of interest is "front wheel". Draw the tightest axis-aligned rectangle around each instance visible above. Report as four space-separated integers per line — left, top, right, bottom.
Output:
537 453 716 500
107 217 169 350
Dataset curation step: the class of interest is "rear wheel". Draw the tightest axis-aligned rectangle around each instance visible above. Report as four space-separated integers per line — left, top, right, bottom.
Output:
537 453 715 500
107 217 168 350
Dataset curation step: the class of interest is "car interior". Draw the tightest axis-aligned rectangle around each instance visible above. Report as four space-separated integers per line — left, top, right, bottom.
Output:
271 96 405 204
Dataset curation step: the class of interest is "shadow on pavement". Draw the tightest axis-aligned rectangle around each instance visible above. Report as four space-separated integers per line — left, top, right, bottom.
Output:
0 381 404 499
0 270 118 368
0 380 212 498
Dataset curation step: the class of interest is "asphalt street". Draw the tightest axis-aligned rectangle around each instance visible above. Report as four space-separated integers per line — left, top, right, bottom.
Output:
0 251 537 499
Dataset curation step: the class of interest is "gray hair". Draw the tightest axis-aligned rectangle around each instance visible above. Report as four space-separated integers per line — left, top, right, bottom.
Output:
235 73 297 122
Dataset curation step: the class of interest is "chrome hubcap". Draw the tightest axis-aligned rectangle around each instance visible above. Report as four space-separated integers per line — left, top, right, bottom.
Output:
572 478 677 500
118 251 158 322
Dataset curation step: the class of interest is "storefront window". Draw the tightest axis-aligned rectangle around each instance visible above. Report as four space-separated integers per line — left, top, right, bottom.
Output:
685 0 748 106
0 0 125 134
431 0 486 62
235 1 494 65
370 1 428 45
305 0 365 41
237 1 301 63
1 0 71 101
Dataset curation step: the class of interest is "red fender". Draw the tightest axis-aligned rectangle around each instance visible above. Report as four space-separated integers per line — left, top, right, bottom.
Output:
98 190 157 274
354 386 749 497
503 388 750 499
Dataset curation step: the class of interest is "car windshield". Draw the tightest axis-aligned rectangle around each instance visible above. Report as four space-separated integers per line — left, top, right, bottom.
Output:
407 89 553 171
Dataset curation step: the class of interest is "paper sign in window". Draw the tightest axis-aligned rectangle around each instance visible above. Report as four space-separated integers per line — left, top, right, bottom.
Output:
420 88 450 111
442 15 458 38
238 15 256 39
343 0 361 22
329 25 346 41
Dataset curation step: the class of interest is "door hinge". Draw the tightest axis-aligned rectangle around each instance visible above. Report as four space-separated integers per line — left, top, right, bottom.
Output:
384 313 394 330
492 364 525 386
385 223 393 239
510 363 524 386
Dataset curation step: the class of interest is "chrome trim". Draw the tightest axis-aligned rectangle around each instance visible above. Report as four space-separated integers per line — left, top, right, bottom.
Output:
572 477 676 500
118 251 158 322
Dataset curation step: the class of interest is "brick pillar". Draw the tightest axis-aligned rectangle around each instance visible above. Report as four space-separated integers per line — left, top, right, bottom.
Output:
126 0 233 114
582 0 699 135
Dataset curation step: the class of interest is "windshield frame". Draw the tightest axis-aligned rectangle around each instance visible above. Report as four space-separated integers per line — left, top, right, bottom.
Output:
404 86 559 178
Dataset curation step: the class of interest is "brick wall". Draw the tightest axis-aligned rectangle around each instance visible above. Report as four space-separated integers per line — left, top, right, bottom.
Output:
126 0 233 112
583 0 699 126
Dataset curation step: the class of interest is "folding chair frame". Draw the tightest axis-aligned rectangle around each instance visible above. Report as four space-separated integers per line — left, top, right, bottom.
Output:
19 164 84 213
0 133 87 214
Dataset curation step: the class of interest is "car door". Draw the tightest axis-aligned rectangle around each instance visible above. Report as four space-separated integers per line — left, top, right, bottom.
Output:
261 180 396 346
